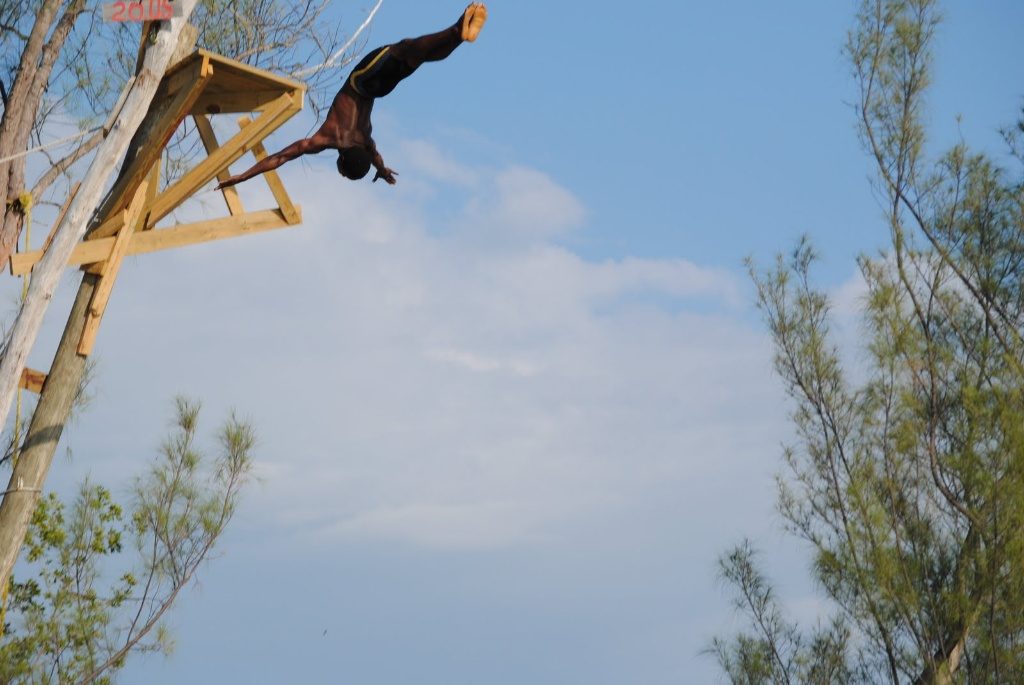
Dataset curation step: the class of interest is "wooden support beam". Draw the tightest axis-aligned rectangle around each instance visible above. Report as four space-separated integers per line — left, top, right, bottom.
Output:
237 115 301 225
189 49 304 91
84 160 158 275
164 53 209 100
79 182 149 356
88 56 211 239
89 90 299 241
18 369 46 395
194 114 245 216
11 208 300 276
147 91 298 218
193 90 302 116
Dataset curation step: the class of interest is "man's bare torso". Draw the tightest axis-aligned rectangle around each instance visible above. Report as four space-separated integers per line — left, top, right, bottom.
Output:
318 88 374 150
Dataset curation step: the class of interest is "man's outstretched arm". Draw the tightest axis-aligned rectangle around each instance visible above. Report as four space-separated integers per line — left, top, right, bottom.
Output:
216 136 330 189
369 141 398 185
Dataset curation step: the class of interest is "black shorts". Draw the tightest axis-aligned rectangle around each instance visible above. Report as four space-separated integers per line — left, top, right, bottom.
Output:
344 46 418 99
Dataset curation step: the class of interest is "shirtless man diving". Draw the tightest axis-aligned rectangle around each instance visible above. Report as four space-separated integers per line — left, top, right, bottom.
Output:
216 4 488 189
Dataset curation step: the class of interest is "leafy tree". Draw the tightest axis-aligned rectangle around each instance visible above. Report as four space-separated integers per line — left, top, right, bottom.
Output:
0 397 254 684
712 1 1024 683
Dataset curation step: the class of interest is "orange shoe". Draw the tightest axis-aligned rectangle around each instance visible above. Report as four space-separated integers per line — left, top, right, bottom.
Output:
461 3 488 42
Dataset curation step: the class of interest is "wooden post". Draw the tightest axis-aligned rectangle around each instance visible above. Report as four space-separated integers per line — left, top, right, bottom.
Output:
17 369 46 394
10 208 299 276
236 116 302 224
194 114 245 216
78 181 149 356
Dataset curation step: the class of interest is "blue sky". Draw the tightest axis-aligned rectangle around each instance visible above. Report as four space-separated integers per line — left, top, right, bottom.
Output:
5 1 1024 683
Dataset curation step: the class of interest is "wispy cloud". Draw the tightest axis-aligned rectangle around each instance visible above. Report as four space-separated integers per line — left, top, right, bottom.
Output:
35 132 787 555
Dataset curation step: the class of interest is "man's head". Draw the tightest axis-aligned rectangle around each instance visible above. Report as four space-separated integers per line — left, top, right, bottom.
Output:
337 147 372 180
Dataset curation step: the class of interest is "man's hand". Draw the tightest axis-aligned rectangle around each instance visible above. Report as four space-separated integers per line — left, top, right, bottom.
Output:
373 167 399 185
215 176 241 191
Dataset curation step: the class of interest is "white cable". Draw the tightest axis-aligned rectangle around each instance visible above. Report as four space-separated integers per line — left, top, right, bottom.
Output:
0 76 138 167
0 126 102 166
292 0 385 79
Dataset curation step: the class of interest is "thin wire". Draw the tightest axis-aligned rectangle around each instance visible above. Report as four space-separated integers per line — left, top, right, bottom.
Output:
0 75 133 166
0 126 102 166
292 0 385 79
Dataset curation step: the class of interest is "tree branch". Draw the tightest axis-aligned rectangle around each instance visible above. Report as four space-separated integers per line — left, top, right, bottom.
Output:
0 22 30 42
30 129 103 199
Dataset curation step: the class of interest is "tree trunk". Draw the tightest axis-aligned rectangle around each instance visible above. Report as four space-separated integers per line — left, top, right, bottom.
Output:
912 610 979 685
0 2 198 594
0 273 95 586
0 0 86 266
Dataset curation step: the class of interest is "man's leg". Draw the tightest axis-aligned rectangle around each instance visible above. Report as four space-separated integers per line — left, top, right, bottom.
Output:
390 3 487 69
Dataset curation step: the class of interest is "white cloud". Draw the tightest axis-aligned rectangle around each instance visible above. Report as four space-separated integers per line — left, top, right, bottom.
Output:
397 138 478 186
425 346 540 376
230 153 778 550
321 501 554 549
21 132 787 555
460 166 586 241
831 266 869 325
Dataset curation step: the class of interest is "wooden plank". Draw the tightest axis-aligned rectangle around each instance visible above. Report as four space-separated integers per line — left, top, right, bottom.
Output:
11 208 300 275
88 57 211 239
194 114 245 216
18 368 46 395
150 92 298 211
84 160 158 275
161 49 304 95
195 48 305 91
193 90 301 116
237 116 301 224
79 182 149 356
163 56 205 100
88 90 299 240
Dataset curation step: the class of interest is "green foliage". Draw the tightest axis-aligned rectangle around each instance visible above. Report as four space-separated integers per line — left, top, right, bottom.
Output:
0 398 254 685
709 541 851 685
713 1 1024 683
0 485 131 684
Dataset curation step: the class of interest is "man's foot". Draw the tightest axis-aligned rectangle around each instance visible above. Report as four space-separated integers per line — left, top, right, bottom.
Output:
461 3 487 42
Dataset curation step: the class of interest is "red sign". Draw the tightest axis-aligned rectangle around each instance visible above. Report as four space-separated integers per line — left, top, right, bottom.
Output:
103 0 182 22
